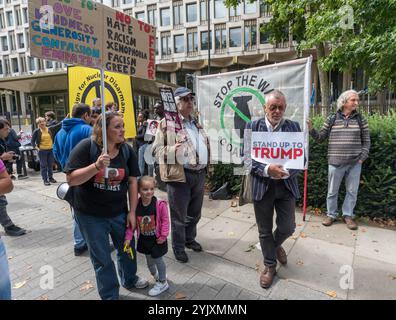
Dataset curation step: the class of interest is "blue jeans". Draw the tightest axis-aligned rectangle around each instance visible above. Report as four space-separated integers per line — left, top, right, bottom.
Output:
138 143 148 176
70 207 86 249
0 238 11 300
74 210 138 300
73 218 86 249
327 162 362 219
38 149 54 182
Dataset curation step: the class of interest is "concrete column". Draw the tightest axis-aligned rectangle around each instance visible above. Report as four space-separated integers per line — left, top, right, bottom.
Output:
170 72 177 84
19 91 27 117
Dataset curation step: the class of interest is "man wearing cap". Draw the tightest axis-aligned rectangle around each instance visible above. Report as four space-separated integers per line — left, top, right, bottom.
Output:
152 87 211 263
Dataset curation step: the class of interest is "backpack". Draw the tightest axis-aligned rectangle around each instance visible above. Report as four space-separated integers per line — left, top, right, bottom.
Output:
328 112 363 130
60 139 132 207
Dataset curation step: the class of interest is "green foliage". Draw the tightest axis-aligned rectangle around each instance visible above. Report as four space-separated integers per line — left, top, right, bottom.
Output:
208 163 242 194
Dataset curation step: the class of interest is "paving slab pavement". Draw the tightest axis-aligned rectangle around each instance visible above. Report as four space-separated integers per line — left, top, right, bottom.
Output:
2 171 395 300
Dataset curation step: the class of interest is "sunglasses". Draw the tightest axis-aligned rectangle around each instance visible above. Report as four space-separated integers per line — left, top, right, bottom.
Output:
180 96 195 102
268 104 286 112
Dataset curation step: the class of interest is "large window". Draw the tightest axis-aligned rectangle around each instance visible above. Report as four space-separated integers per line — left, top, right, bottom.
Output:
135 11 145 21
229 3 242 18
244 20 257 49
244 1 257 14
260 1 271 17
186 3 197 22
173 2 183 26
11 57 18 73
201 31 212 50
200 0 207 22
147 5 157 26
229 27 241 47
187 29 198 53
215 25 227 50
214 0 226 19
6 11 13 27
161 33 171 56
259 23 270 44
160 7 170 27
22 8 28 24
174 34 184 53
8 33 15 51
1 36 8 51
17 33 24 49
28 56 35 71
15 6 22 26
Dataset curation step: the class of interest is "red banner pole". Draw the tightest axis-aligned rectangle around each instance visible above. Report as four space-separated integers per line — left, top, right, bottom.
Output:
303 169 308 221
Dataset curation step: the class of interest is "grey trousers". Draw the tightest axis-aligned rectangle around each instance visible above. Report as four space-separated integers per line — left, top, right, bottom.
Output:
145 255 167 282
166 170 206 252
253 180 296 267
0 195 13 228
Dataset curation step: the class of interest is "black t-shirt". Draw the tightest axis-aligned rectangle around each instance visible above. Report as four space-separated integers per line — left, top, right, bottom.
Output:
136 196 168 258
65 139 140 218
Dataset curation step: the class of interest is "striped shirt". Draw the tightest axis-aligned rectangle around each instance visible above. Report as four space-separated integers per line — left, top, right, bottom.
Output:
310 110 370 165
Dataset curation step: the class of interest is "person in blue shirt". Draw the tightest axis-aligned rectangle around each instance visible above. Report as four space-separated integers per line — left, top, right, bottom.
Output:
53 103 92 256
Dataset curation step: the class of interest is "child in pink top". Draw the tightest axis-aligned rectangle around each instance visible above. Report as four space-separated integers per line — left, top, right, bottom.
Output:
124 176 170 296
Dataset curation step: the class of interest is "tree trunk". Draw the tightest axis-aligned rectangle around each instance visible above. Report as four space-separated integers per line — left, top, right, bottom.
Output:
342 65 353 92
316 42 330 115
376 90 386 114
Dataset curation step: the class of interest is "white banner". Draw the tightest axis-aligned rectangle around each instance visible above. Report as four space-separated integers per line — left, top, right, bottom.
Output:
196 57 312 165
251 132 305 170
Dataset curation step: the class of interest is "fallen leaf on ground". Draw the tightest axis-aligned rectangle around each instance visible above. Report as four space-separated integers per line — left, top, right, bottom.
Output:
372 240 378 243
37 295 49 300
230 201 238 207
244 244 256 252
7 256 13 260
227 232 236 237
296 260 304 266
26 266 32 271
79 281 94 291
254 264 260 271
387 274 396 280
326 291 337 298
300 232 307 238
175 292 186 300
361 228 367 233
297 224 302 227
13 280 28 289
232 209 241 212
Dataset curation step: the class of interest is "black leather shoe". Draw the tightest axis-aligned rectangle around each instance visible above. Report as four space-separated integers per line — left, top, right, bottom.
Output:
49 178 57 183
5 225 26 236
174 250 188 263
185 240 202 252
74 245 88 256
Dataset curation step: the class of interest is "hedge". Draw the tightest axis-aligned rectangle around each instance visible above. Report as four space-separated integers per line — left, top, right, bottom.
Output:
208 112 396 219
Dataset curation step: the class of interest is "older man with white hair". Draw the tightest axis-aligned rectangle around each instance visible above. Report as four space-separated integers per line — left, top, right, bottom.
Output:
152 87 211 263
308 90 371 230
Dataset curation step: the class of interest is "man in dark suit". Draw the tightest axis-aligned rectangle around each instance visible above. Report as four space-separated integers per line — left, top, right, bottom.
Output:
244 90 302 289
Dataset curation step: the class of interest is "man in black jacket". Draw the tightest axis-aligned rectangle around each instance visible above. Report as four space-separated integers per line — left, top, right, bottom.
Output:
0 119 26 236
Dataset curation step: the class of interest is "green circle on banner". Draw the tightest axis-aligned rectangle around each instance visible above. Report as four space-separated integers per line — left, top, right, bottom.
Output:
220 87 266 147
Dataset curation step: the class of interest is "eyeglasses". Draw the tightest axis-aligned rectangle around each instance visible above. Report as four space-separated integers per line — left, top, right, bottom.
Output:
180 96 195 102
268 104 286 112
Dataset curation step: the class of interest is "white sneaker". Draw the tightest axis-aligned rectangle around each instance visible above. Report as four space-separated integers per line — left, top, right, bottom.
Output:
134 276 149 289
148 281 169 296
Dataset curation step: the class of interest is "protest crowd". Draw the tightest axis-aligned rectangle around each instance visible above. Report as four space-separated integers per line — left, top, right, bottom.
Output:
0 84 372 300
